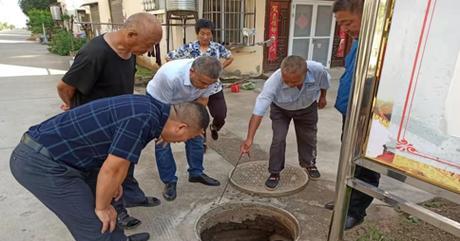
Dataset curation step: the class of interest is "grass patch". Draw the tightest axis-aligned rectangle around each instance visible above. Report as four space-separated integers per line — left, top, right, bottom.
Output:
135 65 154 79
356 226 398 241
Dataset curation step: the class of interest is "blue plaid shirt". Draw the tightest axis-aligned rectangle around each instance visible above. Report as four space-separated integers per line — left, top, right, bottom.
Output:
27 94 170 171
167 40 232 60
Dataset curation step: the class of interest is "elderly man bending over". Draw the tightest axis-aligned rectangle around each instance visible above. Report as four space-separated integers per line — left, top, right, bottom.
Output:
240 55 331 190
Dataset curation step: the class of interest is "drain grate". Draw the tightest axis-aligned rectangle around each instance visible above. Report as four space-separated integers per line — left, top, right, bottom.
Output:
229 161 308 197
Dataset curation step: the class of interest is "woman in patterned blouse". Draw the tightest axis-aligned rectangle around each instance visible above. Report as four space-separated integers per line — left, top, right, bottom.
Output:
166 19 234 150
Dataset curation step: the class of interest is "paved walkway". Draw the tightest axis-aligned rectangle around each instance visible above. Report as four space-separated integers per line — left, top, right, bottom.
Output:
0 29 73 241
0 29 433 241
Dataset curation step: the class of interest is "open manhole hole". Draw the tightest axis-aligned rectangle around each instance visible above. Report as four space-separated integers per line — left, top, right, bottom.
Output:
196 202 300 241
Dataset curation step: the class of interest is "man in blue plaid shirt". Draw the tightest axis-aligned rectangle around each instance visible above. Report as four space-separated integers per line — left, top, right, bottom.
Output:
9 94 209 241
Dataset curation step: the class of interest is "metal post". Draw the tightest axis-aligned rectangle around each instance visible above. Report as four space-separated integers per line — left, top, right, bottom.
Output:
327 0 389 240
42 23 48 44
220 0 225 43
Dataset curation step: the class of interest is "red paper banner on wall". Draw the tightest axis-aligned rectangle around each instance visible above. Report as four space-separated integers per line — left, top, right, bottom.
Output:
336 26 348 58
268 3 280 62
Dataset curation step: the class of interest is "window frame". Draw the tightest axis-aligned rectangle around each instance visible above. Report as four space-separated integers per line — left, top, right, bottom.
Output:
202 0 256 46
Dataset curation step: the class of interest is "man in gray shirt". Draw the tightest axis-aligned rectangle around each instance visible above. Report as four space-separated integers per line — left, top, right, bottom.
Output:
146 56 222 201
240 55 331 190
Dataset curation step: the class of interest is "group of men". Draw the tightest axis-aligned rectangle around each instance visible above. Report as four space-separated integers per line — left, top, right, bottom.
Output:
10 0 379 240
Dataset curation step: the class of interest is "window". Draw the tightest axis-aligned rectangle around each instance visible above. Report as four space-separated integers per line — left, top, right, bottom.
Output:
143 0 160 11
203 0 256 46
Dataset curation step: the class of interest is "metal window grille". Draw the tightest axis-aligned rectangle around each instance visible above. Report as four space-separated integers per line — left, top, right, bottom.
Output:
143 0 159 11
203 0 256 46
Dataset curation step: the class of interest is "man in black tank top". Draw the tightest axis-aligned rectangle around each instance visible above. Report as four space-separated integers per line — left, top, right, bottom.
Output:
56 12 162 239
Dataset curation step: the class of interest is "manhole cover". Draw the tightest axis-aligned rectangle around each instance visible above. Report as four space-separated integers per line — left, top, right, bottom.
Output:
229 161 308 197
195 202 300 241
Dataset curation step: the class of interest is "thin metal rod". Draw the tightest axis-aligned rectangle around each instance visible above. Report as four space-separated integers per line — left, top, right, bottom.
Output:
348 178 460 237
215 154 248 205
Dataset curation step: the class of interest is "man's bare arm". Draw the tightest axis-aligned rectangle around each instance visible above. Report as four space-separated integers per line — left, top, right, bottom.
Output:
222 57 234 69
57 80 76 109
240 114 263 155
95 154 130 233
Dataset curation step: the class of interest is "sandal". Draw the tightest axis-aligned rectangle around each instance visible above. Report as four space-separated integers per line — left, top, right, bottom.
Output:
265 173 280 190
125 196 161 208
305 165 321 180
118 213 141 230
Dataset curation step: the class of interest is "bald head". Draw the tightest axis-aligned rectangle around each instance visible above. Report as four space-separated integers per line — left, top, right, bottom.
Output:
122 12 163 55
124 13 162 36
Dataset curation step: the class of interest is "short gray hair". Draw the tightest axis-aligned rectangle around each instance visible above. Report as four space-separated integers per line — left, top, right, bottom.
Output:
191 56 222 79
280 56 307 75
333 0 364 14
171 102 210 131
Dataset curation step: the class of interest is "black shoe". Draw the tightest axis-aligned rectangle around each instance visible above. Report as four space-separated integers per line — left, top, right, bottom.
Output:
125 196 161 208
324 201 335 210
345 215 364 230
117 212 141 230
128 232 150 241
163 182 177 201
305 165 321 180
265 173 280 190
189 173 221 186
210 124 219 140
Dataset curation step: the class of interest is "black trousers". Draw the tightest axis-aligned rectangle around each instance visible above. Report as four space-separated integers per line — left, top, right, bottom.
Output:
207 89 227 131
268 102 318 174
10 143 127 241
341 114 381 219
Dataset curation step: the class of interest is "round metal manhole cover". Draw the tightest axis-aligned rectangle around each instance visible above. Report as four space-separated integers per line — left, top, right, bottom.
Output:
229 161 309 197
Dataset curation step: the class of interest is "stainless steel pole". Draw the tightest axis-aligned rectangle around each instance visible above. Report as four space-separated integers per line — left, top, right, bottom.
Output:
327 0 386 240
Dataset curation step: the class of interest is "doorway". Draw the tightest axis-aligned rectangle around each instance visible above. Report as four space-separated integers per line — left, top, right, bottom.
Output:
288 0 336 67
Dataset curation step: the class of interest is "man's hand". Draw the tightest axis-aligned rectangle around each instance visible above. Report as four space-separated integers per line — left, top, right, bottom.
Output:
113 185 123 202
318 96 327 109
240 139 253 156
60 103 70 111
95 205 117 233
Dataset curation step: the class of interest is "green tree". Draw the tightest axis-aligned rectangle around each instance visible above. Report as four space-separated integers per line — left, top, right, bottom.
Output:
18 0 57 15
26 9 54 34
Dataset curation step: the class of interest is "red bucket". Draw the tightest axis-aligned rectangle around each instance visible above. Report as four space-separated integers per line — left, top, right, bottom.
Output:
231 83 240 93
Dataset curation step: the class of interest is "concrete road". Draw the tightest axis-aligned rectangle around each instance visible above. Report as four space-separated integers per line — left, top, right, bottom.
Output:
0 29 73 241
0 29 433 241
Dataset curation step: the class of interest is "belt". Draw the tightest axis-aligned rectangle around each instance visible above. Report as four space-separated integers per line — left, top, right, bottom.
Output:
21 133 52 158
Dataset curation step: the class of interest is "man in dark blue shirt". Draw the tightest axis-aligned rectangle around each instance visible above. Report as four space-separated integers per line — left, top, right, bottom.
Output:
9 95 209 241
328 0 381 230
57 12 163 231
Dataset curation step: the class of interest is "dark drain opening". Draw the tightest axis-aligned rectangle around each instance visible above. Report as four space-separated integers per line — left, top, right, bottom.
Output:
200 215 294 241
196 203 299 241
